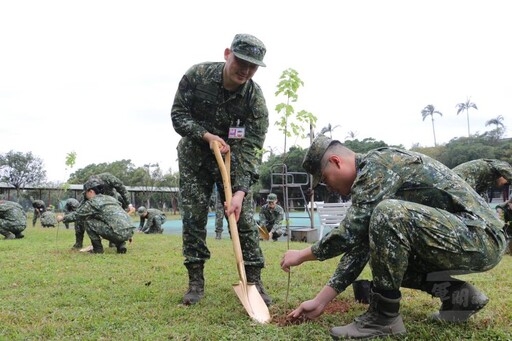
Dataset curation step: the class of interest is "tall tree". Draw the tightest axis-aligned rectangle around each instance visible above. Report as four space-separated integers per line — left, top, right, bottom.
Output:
0 150 46 201
456 97 478 137
421 104 443 146
485 115 505 141
319 123 341 138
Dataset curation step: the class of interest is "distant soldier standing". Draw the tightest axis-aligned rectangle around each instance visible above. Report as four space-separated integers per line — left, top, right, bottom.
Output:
171 33 271 306
137 206 166 234
31 199 45 227
0 200 27 239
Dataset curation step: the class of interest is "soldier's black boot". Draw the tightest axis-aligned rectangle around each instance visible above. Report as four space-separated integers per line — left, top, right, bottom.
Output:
182 263 205 305
72 229 84 249
14 232 24 239
215 232 222 240
116 241 127 254
245 266 272 306
330 290 406 340
1 231 16 240
90 239 104 254
430 281 489 322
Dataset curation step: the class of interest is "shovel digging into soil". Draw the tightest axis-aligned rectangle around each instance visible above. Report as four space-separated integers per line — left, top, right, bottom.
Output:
212 141 271 324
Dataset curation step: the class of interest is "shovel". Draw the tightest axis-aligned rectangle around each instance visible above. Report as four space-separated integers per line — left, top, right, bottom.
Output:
212 141 271 324
257 224 270 241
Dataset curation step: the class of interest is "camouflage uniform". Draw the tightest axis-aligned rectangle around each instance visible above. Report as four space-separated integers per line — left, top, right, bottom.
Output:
496 200 512 253
40 210 57 227
305 146 507 294
63 198 85 248
32 199 45 227
0 200 27 239
62 194 135 246
171 59 269 268
214 186 224 238
453 159 512 202
63 198 80 229
259 202 284 241
139 208 166 234
91 173 131 210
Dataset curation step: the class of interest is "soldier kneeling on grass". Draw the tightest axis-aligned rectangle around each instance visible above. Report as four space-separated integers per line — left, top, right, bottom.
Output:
57 178 135 254
137 206 166 234
0 200 27 240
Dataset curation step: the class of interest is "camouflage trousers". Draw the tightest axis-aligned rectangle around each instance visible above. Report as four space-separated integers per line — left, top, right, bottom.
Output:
369 199 507 291
0 224 26 236
178 148 264 268
84 219 134 244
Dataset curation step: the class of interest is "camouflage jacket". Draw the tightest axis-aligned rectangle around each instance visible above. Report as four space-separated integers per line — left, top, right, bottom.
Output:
139 208 166 233
63 194 134 234
311 148 506 293
41 211 57 226
453 159 512 196
171 62 269 191
259 204 284 233
0 200 27 228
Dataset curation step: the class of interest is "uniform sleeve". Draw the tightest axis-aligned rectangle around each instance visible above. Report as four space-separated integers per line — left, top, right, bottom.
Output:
327 243 370 293
171 67 209 142
259 208 268 227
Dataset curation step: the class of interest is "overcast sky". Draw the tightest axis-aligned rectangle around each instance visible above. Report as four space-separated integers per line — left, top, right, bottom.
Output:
1 1 510 182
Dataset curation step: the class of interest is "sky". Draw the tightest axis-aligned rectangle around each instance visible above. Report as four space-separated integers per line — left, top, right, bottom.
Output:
1 0 511 182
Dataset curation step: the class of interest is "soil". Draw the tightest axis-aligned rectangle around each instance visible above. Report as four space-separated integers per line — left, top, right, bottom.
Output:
273 299 353 326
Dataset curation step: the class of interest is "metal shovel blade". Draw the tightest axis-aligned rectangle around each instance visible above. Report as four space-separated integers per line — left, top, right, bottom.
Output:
233 282 271 324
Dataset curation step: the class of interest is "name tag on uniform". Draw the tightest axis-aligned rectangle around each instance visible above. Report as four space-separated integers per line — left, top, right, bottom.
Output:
228 127 245 139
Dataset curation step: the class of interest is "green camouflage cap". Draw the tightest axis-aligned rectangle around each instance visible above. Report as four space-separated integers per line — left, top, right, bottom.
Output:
231 33 266 67
83 176 105 191
267 193 277 202
137 206 147 216
302 134 341 188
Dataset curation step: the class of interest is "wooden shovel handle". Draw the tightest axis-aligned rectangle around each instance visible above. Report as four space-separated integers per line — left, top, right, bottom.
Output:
212 142 247 284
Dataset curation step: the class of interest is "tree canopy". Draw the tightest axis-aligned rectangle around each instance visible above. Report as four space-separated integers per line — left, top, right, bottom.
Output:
0 150 46 200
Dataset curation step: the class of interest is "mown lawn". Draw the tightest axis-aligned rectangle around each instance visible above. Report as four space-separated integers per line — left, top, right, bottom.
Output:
1 221 511 340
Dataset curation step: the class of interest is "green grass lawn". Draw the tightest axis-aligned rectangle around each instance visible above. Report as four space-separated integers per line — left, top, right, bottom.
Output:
1 221 511 340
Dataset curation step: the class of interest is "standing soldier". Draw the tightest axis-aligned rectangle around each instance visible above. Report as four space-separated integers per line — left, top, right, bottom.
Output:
31 199 45 227
137 206 166 234
171 33 271 306
0 200 27 239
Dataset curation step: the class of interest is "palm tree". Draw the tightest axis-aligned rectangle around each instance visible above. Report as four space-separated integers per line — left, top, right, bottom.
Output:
456 97 478 137
319 123 341 138
485 115 505 140
421 104 443 146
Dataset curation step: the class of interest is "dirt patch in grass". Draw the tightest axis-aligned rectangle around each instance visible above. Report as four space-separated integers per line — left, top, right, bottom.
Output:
273 299 353 326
